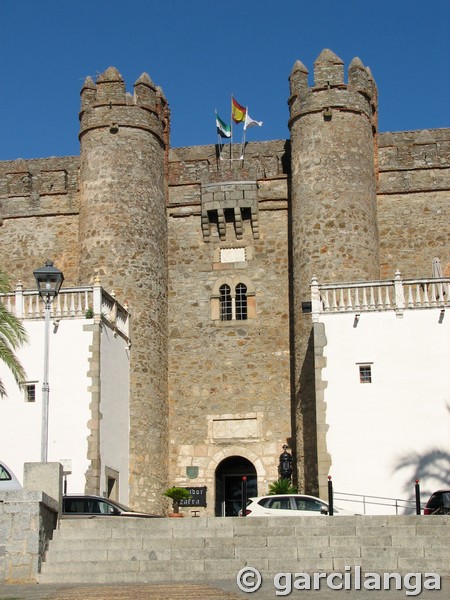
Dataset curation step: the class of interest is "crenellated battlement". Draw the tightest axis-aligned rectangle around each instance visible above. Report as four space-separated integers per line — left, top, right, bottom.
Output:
0 156 80 222
378 128 450 170
314 48 345 87
289 49 377 129
79 67 169 145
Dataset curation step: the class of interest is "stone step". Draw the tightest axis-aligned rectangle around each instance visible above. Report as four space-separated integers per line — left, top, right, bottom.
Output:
38 515 450 585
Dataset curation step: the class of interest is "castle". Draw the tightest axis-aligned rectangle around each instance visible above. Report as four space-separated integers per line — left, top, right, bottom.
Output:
0 49 449 515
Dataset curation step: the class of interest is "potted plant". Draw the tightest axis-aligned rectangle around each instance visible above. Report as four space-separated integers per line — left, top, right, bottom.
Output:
268 479 298 495
164 486 191 517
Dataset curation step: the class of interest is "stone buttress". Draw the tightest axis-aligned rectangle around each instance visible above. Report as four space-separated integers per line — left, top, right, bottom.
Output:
78 67 170 511
288 50 380 493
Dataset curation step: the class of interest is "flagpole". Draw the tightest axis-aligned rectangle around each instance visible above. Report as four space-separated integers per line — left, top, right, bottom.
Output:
215 110 223 160
240 107 248 160
230 94 233 161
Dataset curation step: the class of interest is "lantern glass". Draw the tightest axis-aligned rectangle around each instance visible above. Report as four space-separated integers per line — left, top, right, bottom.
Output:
33 260 64 300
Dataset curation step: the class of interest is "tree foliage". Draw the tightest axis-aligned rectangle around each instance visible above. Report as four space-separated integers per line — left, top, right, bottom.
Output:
0 273 29 397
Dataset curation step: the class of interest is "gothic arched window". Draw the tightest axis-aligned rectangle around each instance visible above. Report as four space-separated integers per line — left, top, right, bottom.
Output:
212 277 255 322
220 284 232 321
235 283 248 320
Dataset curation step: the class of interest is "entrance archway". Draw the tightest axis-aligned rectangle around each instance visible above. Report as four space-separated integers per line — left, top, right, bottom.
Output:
215 456 257 516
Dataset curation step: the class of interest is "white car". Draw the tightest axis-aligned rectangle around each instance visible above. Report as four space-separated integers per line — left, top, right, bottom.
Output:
242 494 354 516
0 461 22 491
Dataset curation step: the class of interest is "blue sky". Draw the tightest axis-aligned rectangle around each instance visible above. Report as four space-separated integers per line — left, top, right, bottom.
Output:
1 0 449 160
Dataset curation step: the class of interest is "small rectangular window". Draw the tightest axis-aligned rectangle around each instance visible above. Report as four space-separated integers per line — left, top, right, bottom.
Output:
24 383 37 402
359 365 372 384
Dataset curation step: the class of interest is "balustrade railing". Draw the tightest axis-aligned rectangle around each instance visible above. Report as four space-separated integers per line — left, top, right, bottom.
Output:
311 271 450 319
0 281 129 338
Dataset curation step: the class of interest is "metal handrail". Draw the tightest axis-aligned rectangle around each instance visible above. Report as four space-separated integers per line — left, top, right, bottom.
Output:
334 491 426 515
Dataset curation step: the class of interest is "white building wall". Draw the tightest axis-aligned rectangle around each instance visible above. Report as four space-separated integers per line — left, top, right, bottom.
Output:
0 313 130 504
0 318 92 492
99 325 130 503
320 307 450 513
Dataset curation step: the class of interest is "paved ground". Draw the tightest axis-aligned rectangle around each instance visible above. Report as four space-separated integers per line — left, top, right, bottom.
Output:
0 578 448 600
0 582 240 600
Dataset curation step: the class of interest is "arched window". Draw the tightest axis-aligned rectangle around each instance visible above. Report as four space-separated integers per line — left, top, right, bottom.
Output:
211 277 256 321
235 283 247 320
220 284 232 321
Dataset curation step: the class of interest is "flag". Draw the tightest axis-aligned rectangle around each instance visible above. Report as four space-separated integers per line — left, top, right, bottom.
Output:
244 112 263 130
216 113 231 138
231 97 246 123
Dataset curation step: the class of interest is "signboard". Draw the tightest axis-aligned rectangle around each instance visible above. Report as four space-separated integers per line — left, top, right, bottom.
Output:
179 486 207 508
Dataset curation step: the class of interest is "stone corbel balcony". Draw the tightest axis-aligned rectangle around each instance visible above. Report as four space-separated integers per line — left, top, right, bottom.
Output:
311 271 450 321
0 278 130 339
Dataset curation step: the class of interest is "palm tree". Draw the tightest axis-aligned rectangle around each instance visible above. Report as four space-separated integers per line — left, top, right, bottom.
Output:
163 486 192 514
268 479 298 495
0 273 28 397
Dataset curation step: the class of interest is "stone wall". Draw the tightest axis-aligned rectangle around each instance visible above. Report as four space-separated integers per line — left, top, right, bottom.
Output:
377 129 450 279
0 65 448 514
0 156 80 287
77 68 170 513
0 490 58 583
167 146 292 513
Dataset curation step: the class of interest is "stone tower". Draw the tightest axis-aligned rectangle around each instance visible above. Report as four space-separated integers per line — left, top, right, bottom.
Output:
288 50 380 492
78 67 170 511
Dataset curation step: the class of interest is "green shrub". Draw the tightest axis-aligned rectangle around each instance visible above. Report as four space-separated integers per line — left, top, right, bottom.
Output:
268 479 298 495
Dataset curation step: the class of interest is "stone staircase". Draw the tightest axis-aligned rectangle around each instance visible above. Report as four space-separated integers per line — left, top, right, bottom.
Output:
39 515 450 585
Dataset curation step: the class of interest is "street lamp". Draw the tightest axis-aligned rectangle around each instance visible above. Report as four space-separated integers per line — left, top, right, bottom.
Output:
33 260 64 462
278 445 293 480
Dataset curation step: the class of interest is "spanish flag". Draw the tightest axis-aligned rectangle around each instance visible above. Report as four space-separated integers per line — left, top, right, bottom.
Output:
231 97 246 124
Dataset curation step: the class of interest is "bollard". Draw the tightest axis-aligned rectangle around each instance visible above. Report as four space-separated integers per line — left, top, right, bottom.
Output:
415 479 421 515
241 476 247 517
327 475 334 516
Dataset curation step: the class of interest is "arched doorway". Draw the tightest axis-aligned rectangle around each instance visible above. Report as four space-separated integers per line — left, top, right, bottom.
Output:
215 456 257 516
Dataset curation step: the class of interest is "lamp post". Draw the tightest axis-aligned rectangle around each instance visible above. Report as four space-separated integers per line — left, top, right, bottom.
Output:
33 260 64 462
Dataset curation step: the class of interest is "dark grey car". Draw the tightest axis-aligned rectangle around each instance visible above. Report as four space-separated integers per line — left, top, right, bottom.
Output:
62 494 162 518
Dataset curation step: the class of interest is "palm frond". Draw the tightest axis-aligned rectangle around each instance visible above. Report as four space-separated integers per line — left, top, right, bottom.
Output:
0 272 29 397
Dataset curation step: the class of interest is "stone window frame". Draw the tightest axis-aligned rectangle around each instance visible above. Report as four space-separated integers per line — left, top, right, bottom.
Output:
211 275 256 322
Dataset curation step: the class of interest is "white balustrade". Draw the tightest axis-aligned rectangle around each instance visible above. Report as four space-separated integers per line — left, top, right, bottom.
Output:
311 273 450 320
0 284 130 339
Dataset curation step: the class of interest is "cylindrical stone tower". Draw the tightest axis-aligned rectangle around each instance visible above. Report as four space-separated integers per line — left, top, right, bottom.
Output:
78 67 170 511
288 50 380 494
